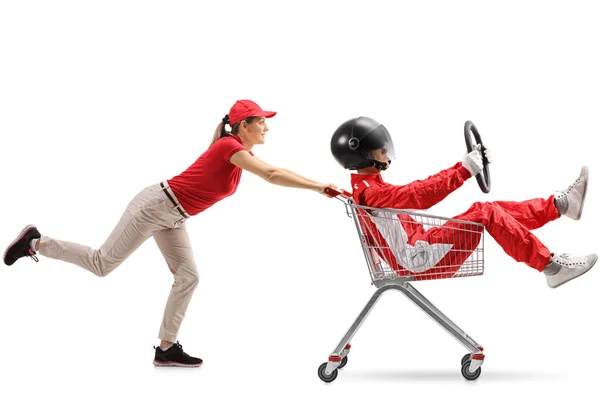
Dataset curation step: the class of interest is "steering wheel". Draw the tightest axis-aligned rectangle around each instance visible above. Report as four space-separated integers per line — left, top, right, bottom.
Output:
464 121 491 193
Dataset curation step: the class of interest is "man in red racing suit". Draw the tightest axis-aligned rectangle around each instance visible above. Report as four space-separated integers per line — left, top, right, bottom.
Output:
352 147 595 288
331 117 596 288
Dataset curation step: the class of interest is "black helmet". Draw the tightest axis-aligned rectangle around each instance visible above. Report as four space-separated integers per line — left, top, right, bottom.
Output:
330 116 396 170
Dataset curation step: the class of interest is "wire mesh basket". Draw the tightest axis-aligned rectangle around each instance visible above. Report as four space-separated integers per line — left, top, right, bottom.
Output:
346 202 484 282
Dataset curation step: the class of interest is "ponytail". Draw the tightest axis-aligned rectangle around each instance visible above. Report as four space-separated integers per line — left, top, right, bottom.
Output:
209 115 233 147
208 115 257 148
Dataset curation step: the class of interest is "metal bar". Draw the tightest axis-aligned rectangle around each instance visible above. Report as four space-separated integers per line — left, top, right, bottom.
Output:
398 283 481 353
349 203 485 228
330 284 397 356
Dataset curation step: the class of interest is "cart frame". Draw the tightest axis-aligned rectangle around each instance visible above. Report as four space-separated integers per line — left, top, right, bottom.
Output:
318 194 486 383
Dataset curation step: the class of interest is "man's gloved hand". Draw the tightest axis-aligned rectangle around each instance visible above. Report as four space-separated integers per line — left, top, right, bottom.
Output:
463 149 483 176
481 145 492 164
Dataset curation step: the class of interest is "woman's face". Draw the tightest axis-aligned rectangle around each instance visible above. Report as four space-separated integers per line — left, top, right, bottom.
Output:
241 117 269 145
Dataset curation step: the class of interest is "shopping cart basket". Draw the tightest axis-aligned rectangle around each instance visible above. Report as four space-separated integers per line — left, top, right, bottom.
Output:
318 188 486 382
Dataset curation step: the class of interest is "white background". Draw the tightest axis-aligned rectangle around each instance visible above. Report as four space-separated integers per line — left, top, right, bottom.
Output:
1 1 599 399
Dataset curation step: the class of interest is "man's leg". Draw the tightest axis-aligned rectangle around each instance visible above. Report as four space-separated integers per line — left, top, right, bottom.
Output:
418 197 558 278
492 165 588 228
487 197 559 230
554 165 589 221
450 201 552 271
428 201 596 287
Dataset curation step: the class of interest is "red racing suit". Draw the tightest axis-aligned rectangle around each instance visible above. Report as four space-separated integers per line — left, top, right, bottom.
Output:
351 162 559 277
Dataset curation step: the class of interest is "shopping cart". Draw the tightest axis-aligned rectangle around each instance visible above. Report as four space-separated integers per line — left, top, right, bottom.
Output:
317 187 486 382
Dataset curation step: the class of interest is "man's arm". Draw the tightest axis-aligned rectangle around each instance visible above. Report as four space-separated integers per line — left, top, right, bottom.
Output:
360 162 472 209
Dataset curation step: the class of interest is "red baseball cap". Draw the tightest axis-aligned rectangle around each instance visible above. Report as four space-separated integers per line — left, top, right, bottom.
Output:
228 100 277 125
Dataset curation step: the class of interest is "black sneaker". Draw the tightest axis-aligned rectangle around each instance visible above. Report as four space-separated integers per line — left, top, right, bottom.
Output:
4 224 41 266
153 342 203 367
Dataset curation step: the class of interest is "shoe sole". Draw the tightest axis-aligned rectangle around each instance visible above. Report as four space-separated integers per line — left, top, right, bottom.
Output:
549 254 597 288
3 224 38 266
153 360 203 368
575 165 589 221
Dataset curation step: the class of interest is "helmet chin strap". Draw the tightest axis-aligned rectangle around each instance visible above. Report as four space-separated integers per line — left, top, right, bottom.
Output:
372 159 391 171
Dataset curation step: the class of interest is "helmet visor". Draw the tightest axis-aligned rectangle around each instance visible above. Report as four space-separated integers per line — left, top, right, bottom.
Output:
361 124 396 161
380 128 396 160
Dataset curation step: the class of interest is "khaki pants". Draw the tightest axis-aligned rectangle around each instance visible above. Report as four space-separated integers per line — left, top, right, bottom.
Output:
39 181 198 343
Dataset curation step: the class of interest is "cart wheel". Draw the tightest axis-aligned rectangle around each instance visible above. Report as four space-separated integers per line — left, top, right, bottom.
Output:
338 356 348 369
318 362 338 383
461 360 482 381
461 353 471 365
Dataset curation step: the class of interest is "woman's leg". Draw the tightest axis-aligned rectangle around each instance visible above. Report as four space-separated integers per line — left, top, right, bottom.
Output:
152 222 202 367
37 185 172 276
153 222 199 343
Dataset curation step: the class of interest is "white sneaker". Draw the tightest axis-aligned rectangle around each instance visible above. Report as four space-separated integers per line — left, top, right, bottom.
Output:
546 253 597 288
555 166 589 220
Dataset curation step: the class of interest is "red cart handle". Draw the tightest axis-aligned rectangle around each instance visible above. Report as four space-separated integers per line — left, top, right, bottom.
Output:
324 187 352 198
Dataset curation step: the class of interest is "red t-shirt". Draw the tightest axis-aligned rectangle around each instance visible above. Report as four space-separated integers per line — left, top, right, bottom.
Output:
167 135 252 216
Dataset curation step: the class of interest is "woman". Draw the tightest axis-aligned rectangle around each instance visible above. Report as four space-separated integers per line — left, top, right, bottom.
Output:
330 116 596 287
3 99 337 367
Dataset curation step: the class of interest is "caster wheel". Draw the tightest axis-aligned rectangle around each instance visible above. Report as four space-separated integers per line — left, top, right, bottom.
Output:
461 360 482 381
461 353 471 365
318 362 338 383
338 356 348 369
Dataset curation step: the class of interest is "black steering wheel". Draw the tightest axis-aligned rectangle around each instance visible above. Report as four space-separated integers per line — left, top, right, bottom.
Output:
464 121 491 193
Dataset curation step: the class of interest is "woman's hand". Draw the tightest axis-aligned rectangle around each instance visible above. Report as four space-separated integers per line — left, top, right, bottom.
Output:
318 183 339 197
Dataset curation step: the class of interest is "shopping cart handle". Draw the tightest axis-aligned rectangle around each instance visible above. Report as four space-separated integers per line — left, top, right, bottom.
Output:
325 187 352 198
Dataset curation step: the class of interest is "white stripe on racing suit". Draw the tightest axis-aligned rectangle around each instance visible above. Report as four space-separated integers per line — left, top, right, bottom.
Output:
370 209 453 273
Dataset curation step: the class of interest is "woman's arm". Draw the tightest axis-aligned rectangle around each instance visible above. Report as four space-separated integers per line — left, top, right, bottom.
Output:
253 155 321 185
230 151 328 193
